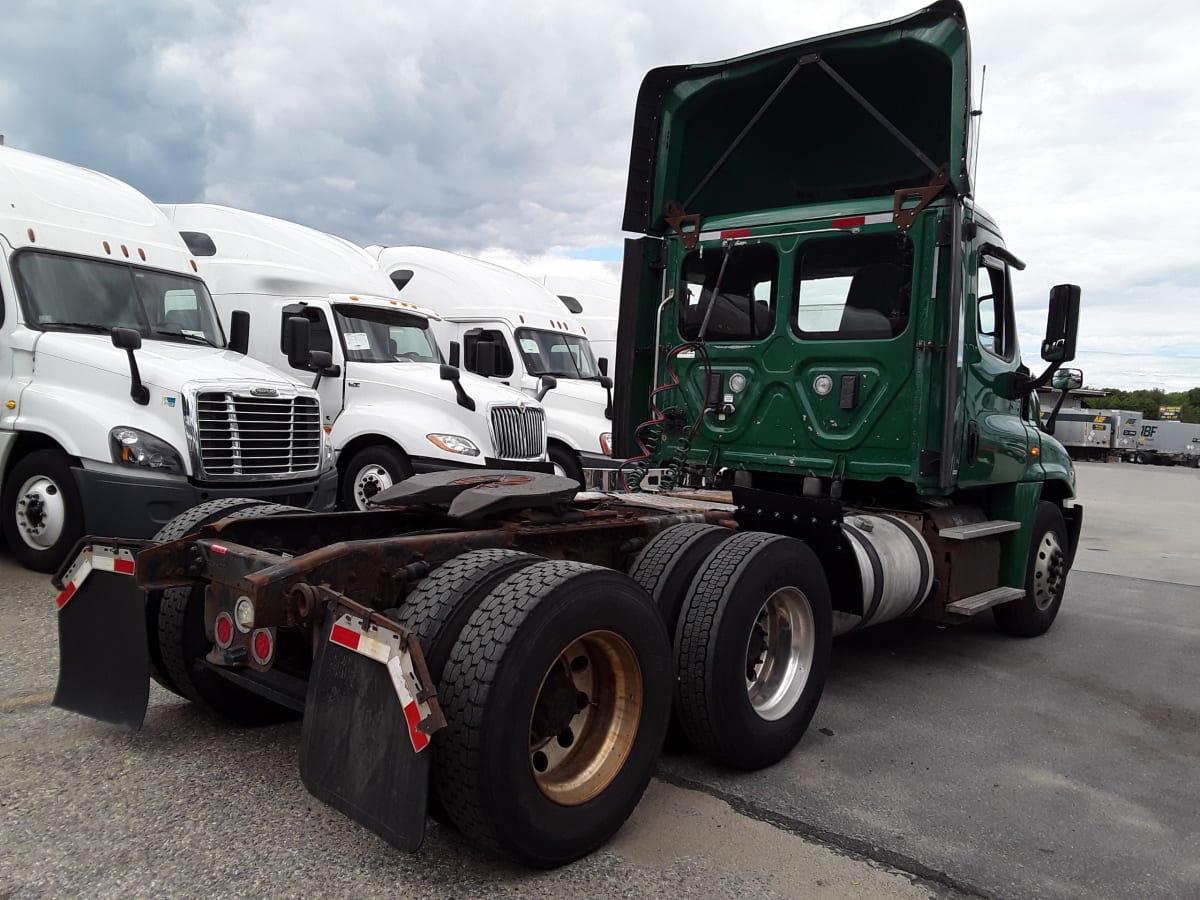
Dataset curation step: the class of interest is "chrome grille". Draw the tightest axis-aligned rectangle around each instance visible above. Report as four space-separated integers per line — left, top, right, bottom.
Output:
195 391 322 478
489 405 546 460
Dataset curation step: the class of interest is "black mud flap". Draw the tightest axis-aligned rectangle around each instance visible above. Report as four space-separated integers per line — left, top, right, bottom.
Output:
52 541 152 729
299 610 445 852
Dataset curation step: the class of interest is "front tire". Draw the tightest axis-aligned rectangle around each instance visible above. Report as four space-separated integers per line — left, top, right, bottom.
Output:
341 444 412 510
435 561 671 867
1 449 84 573
548 445 584 487
992 502 1070 638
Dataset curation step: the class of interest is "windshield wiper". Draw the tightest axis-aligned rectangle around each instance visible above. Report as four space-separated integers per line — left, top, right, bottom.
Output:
153 327 215 347
40 321 113 333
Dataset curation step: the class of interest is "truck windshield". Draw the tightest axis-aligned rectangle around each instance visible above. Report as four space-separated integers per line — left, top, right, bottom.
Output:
13 251 225 346
332 304 440 363
515 328 599 379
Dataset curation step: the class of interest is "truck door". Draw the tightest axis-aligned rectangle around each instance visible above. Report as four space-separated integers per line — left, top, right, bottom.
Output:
957 242 1030 487
280 303 345 426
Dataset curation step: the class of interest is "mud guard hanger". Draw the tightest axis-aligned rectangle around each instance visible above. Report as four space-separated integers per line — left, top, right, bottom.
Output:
664 53 958 246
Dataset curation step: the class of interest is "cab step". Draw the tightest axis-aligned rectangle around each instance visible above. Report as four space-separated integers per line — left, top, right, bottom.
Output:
938 519 1021 540
945 586 1025 616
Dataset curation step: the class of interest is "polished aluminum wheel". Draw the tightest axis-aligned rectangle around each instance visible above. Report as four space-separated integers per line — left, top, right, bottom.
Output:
529 630 643 806
744 587 815 722
1032 531 1066 611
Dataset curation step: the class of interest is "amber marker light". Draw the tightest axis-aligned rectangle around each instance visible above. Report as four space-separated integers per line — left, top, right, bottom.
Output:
1030 447 1040 458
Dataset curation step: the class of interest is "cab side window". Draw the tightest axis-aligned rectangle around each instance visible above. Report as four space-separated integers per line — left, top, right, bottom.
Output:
279 304 333 370
463 329 515 378
977 258 1016 360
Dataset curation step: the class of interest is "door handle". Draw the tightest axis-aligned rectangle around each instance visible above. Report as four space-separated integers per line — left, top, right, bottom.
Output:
967 420 980 465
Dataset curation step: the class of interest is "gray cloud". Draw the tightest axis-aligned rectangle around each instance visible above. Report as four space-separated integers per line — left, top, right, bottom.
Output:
1 0 1197 389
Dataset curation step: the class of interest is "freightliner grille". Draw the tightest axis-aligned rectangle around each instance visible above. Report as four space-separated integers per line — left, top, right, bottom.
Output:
195 391 322 478
490 405 546 460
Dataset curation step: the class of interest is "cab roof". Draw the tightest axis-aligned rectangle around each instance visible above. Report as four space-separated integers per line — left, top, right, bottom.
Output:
623 1 972 235
160 204 420 311
0 146 198 275
368 246 590 336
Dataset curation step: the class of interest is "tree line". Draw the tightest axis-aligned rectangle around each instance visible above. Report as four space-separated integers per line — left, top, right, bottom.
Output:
1083 387 1200 423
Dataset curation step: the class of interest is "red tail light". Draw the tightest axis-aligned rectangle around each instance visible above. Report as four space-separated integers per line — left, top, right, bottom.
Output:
214 612 234 649
251 628 274 666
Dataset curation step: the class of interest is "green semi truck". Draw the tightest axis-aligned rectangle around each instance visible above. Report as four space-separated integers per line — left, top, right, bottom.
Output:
50 0 1081 870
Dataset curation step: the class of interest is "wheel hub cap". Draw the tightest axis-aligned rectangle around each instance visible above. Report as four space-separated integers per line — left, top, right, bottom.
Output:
1032 532 1066 611
15 475 66 550
353 464 394 509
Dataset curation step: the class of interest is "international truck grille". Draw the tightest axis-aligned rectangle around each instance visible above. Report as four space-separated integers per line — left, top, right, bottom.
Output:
195 392 322 478
489 405 546 460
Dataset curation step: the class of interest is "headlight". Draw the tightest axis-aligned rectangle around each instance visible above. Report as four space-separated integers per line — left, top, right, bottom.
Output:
600 432 613 456
427 433 481 456
110 427 185 474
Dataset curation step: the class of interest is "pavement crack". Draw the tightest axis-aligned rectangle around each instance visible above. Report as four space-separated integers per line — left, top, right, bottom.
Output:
656 770 997 900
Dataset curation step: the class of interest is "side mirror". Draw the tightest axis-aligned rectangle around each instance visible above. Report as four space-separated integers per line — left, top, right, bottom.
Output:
598 357 610 377
228 310 250 355
1052 367 1083 391
475 341 497 378
286 316 311 370
448 340 461 368
307 349 340 390
110 326 142 351
599 375 614 390
439 364 476 412
439 364 460 382
1041 284 1080 363
537 374 557 402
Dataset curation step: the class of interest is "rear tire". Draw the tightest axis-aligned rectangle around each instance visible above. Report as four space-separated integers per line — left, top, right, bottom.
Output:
435 561 671 867
146 497 265 695
391 549 543 685
157 500 305 724
341 444 412 510
2 449 84 573
674 532 832 770
628 523 737 750
992 502 1070 638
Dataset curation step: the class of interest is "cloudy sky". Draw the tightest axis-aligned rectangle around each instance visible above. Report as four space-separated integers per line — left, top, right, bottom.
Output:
2 0 1197 390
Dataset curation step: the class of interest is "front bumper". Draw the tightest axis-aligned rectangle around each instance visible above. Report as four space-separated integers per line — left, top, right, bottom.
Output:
72 466 339 539
409 455 553 476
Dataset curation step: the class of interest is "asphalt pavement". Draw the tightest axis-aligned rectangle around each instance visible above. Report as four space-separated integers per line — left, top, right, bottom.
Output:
1 461 1196 898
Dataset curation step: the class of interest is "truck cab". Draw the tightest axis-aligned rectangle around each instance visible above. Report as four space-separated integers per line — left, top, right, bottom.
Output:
616 0 1082 632
368 246 615 485
541 275 621 375
0 147 336 571
160 206 549 509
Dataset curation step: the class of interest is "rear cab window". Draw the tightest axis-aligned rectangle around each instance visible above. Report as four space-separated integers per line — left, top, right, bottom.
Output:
792 233 913 340
679 244 777 341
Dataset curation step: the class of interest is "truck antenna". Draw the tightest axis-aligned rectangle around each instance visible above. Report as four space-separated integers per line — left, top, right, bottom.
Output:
968 65 987 207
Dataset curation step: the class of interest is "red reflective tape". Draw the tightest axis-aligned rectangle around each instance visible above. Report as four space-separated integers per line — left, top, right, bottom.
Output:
330 623 361 651
404 700 430 752
114 558 135 575
55 582 77 610
720 228 752 239
832 216 866 228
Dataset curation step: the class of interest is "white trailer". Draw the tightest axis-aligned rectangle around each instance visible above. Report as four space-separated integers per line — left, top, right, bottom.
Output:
367 247 615 485
1129 419 1200 467
160 207 550 509
0 148 336 571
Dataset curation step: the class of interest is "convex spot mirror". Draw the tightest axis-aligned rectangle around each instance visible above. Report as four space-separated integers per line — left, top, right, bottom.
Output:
309 350 339 375
1041 284 1080 363
1052 368 1083 391
110 326 142 350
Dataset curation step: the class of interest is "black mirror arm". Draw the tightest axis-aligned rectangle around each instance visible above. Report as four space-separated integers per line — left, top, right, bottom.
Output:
536 375 557 403
1043 382 1071 436
123 347 150 405
1000 360 1062 401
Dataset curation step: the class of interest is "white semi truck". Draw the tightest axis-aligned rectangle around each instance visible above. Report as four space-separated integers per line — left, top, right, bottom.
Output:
0 147 336 571
367 247 615 485
159 206 549 509
541 275 620 374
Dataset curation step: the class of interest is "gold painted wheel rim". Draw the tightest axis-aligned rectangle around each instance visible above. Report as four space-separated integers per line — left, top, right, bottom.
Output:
528 630 643 806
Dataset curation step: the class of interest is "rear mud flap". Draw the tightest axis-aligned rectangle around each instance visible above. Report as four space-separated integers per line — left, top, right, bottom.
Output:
52 541 151 729
299 610 445 852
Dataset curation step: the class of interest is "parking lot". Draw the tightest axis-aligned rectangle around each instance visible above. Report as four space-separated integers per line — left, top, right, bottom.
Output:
1 461 1197 899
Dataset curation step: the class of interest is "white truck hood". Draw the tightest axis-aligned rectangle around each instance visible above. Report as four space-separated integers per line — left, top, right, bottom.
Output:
34 332 300 391
346 359 540 411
